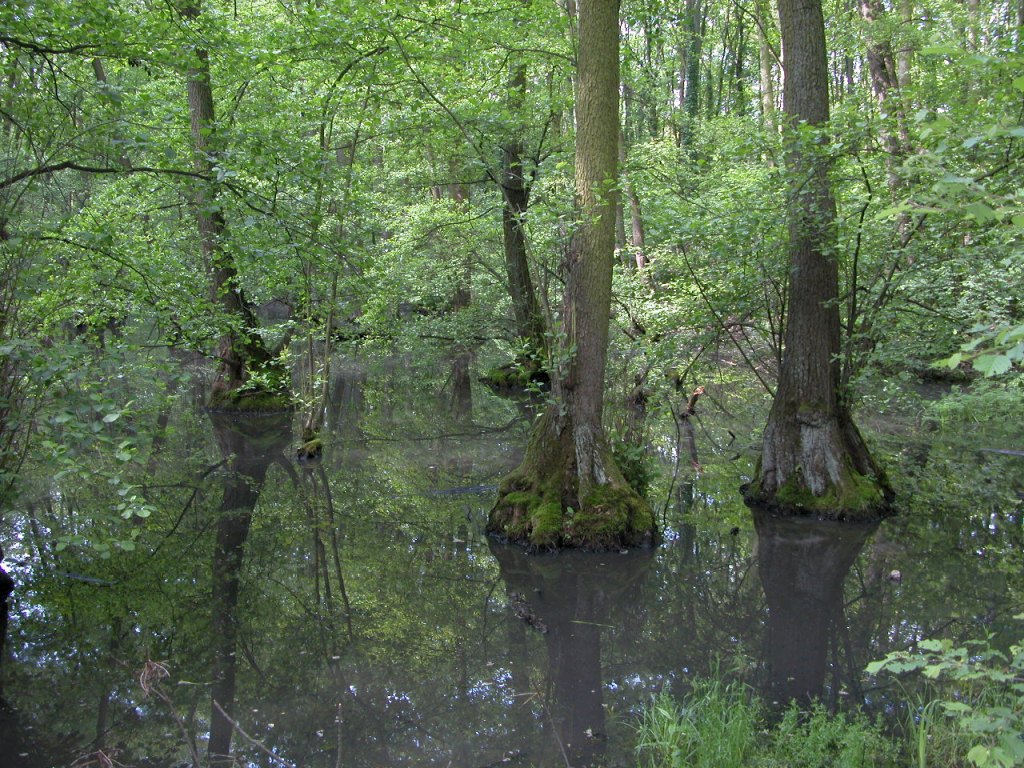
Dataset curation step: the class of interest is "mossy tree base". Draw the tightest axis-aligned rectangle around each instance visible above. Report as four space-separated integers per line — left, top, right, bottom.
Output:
206 385 291 414
479 358 549 392
744 403 894 520
488 410 657 550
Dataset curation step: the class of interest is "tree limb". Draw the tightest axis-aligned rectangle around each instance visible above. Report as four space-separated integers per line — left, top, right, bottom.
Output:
0 161 209 190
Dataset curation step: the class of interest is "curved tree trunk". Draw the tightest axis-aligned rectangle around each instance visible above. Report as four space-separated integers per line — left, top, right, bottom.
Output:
488 0 655 550
501 62 547 364
744 0 892 519
180 1 283 411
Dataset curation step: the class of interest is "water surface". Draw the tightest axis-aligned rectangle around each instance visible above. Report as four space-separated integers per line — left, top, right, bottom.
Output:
1 354 1020 766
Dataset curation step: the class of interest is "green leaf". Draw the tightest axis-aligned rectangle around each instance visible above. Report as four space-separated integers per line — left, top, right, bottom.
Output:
102 412 121 423
921 43 961 56
973 353 1012 377
966 745 991 767
865 659 887 675
941 701 972 713
965 202 999 223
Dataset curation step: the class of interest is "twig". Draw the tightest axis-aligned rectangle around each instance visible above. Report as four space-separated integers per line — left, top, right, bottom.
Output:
334 701 344 768
138 660 201 768
212 699 297 768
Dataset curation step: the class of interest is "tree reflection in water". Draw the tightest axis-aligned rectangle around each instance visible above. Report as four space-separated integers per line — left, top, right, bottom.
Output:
490 543 653 766
753 509 877 704
207 411 293 764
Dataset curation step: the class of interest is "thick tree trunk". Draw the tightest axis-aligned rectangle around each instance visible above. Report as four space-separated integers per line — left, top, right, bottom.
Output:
489 0 655 550
745 0 892 519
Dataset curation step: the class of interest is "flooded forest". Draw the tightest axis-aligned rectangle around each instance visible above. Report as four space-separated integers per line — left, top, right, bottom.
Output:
1 0 1022 765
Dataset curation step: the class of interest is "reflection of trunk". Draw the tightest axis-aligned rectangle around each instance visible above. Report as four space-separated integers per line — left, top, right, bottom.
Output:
491 544 653 764
450 352 473 424
0 695 53 767
754 510 876 703
0 550 12 667
207 412 291 764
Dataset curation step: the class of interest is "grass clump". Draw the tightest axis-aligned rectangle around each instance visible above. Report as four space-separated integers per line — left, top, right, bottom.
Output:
635 681 759 768
636 680 897 768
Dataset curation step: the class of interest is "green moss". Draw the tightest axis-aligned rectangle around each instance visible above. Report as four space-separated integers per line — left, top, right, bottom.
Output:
572 484 656 548
207 387 291 414
502 490 539 507
530 501 563 547
479 360 549 391
765 468 890 520
297 438 323 461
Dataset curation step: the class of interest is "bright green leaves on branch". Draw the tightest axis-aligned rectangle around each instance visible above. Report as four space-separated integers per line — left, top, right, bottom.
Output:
868 631 1024 768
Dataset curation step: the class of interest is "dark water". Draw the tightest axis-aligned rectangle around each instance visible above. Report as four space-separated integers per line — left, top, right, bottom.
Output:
0 354 1021 767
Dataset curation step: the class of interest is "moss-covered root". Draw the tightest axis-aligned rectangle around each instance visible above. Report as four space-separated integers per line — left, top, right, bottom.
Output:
488 412 657 550
479 359 550 392
489 478 656 550
297 437 323 462
206 386 291 414
743 461 893 520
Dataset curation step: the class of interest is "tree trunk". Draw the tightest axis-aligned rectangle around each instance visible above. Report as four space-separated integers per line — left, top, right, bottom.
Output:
744 0 892 519
501 60 547 363
859 0 909 201
489 0 655 550
180 1 282 411
682 0 705 142
618 129 648 272
755 0 777 132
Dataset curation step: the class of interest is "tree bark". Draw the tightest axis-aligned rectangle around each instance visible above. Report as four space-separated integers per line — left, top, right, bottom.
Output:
755 0 776 132
501 60 547 363
489 0 655 549
745 0 892 519
680 0 705 145
180 0 280 409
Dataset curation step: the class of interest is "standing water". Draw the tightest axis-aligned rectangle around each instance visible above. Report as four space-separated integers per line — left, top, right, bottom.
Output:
0 353 1020 766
